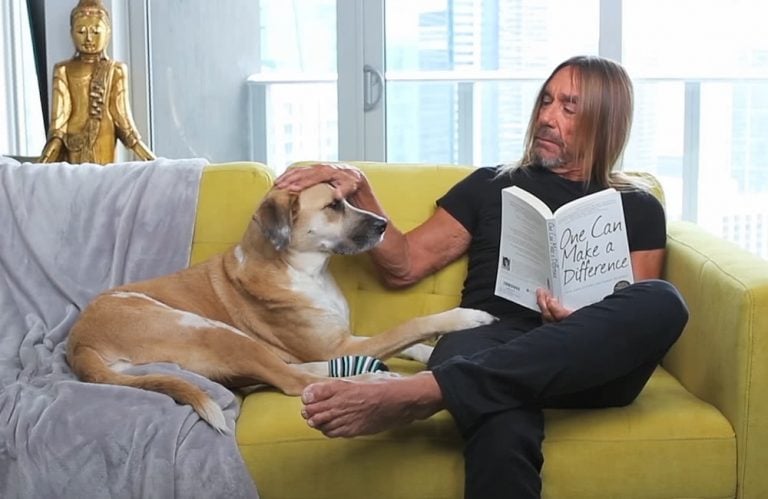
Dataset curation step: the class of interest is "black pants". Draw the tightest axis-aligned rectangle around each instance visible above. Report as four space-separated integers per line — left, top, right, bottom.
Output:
428 280 689 499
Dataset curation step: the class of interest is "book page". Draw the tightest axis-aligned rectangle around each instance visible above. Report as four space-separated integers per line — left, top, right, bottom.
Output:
495 187 552 311
553 188 634 310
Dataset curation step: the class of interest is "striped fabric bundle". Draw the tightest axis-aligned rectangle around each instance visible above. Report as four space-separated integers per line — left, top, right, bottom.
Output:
327 355 390 377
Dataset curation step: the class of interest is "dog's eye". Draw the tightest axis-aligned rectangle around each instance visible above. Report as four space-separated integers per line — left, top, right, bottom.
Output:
326 200 343 211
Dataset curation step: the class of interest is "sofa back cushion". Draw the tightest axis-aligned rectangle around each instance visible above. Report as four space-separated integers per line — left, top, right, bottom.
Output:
328 162 475 336
329 163 666 336
191 162 274 265
192 161 664 338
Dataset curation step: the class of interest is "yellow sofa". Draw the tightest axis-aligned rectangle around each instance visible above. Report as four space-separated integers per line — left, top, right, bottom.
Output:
193 162 768 499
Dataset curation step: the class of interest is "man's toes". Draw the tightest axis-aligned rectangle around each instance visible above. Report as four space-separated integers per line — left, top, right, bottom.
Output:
302 379 350 404
302 381 329 403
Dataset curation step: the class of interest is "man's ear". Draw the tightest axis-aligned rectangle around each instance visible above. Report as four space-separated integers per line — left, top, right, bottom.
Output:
253 189 299 251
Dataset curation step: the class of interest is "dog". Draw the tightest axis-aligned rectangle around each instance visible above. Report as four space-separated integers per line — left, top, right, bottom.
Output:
66 183 496 432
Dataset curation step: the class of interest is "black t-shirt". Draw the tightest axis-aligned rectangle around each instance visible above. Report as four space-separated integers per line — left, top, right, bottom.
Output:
437 165 666 320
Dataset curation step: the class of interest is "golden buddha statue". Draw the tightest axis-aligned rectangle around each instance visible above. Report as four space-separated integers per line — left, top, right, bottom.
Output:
39 0 155 164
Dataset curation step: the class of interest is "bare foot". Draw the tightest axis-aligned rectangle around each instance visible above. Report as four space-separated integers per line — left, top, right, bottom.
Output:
300 371 444 437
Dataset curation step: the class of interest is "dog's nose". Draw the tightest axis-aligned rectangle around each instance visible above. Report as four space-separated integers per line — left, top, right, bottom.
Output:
373 216 388 234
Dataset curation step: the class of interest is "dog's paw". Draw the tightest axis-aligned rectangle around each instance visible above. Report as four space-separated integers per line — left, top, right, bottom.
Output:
397 343 434 364
440 307 498 331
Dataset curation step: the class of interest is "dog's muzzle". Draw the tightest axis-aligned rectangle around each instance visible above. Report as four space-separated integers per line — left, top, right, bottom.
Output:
335 213 388 255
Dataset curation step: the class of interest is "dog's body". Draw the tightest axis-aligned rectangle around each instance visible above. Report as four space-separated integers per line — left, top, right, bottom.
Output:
67 184 495 431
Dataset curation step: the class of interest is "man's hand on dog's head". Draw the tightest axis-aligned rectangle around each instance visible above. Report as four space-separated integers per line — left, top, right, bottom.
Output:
275 163 365 200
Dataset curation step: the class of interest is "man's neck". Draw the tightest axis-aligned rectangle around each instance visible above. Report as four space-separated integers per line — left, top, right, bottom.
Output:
548 162 586 182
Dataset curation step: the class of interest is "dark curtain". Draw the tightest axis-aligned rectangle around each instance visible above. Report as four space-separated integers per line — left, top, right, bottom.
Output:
26 0 48 132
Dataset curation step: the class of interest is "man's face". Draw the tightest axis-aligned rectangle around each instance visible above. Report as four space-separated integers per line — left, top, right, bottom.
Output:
532 66 580 174
71 14 110 55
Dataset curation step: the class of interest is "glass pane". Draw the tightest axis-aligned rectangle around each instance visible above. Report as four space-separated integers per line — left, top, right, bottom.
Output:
384 0 599 164
623 82 685 221
385 0 599 73
386 80 540 166
386 82 455 164
265 83 338 172
147 0 337 168
624 0 768 78
699 82 768 259
624 0 768 259
260 1 336 73
256 0 337 173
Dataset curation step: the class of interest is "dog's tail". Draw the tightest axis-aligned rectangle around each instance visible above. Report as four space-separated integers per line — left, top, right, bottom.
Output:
68 345 228 433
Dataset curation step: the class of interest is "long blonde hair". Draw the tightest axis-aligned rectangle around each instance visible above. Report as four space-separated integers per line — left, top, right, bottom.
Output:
505 56 638 189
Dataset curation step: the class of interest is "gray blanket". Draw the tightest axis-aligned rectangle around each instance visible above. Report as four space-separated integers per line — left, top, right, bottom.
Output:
0 159 259 498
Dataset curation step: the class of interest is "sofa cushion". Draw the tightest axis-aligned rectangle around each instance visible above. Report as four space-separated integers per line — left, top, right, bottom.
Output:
542 367 734 498
236 362 734 499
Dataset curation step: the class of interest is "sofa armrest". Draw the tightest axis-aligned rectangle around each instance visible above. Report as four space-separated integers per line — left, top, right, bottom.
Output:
663 220 768 498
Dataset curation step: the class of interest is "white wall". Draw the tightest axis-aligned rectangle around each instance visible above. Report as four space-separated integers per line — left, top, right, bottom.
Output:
142 1 262 162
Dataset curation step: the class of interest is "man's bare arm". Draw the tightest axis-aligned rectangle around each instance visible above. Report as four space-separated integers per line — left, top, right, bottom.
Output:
630 248 665 280
372 207 471 287
275 164 471 287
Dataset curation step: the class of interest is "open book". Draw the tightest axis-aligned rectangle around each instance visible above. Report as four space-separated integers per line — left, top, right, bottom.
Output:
494 186 634 311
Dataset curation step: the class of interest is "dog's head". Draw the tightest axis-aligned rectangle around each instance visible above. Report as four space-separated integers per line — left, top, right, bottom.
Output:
253 183 387 255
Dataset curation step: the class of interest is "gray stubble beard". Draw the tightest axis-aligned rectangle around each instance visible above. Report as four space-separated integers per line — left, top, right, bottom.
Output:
532 149 567 170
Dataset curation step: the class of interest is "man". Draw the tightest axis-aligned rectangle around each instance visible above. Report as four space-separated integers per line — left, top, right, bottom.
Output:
275 55 689 499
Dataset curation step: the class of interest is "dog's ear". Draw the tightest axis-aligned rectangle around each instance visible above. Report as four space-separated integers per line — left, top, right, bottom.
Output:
254 189 299 251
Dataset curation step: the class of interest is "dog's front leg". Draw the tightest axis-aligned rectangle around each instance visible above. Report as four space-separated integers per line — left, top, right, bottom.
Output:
336 307 497 360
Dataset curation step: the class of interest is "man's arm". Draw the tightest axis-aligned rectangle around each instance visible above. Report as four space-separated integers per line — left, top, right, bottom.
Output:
275 164 471 287
630 248 665 280
372 207 470 287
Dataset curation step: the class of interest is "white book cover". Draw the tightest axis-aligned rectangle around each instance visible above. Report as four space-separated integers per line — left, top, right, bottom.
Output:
494 186 634 311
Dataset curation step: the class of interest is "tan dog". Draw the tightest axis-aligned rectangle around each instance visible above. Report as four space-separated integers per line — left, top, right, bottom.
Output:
66 183 496 432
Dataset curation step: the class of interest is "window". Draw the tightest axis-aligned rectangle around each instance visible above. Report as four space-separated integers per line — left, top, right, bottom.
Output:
25 0 768 258
0 0 45 157
384 0 599 165
623 0 768 257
